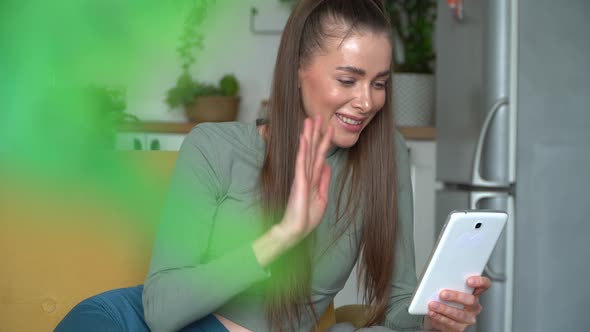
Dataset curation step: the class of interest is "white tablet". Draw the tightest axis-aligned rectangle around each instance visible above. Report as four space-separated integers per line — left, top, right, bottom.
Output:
408 210 507 315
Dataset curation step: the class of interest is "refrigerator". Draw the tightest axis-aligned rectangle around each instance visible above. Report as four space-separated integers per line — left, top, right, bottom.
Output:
434 0 590 331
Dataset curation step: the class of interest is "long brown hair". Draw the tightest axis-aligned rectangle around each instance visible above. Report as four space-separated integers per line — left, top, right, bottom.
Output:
260 0 397 329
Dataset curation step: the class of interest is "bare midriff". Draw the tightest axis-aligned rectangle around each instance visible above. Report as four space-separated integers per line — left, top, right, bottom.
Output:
213 313 253 332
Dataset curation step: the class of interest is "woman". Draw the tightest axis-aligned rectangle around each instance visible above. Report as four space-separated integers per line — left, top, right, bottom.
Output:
56 1 490 331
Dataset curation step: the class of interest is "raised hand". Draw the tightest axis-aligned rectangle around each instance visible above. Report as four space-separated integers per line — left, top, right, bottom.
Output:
252 116 333 268
277 116 334 241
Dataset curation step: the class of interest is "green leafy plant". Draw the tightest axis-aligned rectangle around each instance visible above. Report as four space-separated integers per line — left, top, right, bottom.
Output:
219 74 239 96
166 0 239 109
384 0 437 74
166 72 199 108
86 84 137 148
166 73 240 108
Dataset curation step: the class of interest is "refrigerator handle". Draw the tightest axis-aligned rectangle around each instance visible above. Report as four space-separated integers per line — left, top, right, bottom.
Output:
472 98 509 187
484 266 507 282
470 192 508 282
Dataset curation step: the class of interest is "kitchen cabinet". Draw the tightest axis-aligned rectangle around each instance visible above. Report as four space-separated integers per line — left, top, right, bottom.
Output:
115 122 197 151
115 133 186 151
406 140 439 276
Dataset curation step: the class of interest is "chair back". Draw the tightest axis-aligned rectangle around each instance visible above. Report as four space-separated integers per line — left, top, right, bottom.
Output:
0 151 335 331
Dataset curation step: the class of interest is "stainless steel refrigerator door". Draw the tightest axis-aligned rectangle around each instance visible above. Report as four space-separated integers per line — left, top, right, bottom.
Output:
435 0 511 188
513 0 590 330
435 189 513 332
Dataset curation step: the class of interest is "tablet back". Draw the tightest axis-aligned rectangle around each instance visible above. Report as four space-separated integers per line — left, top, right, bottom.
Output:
408 210 507 315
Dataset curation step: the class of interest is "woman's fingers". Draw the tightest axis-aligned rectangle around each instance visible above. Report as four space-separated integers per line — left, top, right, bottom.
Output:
295 119 311 185
425 281 488 331
428 289 482 331
304 118 314 178
294 135 308 188
287 117 332 234
428 309 469 332
308 163 331 229
428 302 477 326
440 290 476 307
310 125 333 189
318 163 331 204
310 115 321 175
469 276 492 296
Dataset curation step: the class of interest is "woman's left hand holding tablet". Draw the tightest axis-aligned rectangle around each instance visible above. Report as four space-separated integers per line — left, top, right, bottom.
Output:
423 276 491 331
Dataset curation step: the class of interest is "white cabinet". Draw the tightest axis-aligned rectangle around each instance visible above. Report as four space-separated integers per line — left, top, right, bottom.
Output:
406 140 438 277
115 133 186 151
116 133 145 151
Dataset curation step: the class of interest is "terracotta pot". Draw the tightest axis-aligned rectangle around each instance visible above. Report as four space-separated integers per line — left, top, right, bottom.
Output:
184 96 240 123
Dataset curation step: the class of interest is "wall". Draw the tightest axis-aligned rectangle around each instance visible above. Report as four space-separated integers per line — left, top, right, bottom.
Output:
124 0 291 124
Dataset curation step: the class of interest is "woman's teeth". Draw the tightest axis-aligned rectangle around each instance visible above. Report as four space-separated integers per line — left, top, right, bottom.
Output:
337 114 361 125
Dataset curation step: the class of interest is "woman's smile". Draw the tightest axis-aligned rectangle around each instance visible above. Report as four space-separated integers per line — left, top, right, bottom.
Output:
335 113 365 132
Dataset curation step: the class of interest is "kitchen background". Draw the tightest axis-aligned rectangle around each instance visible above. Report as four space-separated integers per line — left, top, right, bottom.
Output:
116 0 437 307
113 0 589 331
114 0 438 311
2 0 587 331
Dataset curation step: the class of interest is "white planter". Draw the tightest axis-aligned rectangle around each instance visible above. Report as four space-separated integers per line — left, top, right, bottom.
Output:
392 73 435 127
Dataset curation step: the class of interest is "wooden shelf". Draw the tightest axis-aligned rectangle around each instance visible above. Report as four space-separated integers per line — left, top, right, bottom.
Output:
118 121 200 134
398 126 436 140
118 122 436 140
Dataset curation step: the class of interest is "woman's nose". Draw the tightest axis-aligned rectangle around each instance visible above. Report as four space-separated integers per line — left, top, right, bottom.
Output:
352 86 372 114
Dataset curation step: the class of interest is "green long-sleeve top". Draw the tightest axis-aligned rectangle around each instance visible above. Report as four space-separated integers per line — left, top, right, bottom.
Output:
142 122 424 332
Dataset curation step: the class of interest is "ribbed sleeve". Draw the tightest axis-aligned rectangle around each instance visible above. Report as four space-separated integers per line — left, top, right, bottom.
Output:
142 125 270 332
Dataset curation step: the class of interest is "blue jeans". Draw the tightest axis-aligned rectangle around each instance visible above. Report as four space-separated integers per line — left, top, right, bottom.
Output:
55 285 228 332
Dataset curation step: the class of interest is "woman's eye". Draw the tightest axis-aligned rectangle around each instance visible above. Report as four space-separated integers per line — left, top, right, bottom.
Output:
373 81 387 89
338 79 355 86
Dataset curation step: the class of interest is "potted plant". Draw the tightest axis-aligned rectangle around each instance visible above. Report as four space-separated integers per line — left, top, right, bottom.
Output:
86 84 138 149
165 0 240 123
385 0 437 127
166 72 240 123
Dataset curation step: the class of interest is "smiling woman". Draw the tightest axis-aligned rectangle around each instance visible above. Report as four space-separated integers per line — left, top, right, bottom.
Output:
298 31 392 147
55 1 491 332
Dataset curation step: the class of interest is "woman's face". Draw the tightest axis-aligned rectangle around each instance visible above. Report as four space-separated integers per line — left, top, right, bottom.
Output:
298 31 392 148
